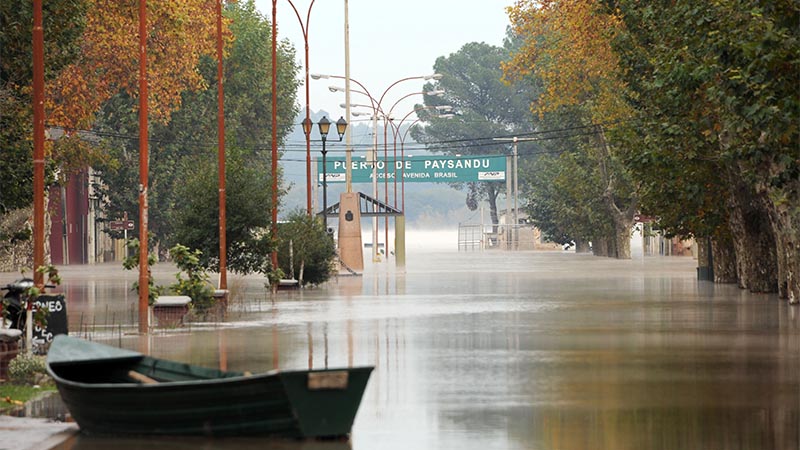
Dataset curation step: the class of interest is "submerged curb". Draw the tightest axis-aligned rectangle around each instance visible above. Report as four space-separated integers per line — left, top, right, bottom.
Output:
0 416 78 450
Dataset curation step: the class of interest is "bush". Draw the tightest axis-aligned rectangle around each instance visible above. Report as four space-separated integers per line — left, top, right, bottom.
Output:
169 244 215 312
8 353 49 385
277 211 337 286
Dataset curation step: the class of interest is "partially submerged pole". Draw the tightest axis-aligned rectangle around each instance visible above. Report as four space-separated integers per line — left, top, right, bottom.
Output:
270 0 279 268
216 0 227 290
31 0 45 352
138 0 150 333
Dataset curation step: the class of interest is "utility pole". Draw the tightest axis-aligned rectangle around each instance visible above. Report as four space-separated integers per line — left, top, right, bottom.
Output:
493 136 535 250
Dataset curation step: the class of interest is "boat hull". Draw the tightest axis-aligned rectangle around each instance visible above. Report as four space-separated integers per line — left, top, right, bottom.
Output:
47 336 372 438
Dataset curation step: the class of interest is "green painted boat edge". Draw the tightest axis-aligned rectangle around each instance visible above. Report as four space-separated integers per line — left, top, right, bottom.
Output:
46 335 374 438
47 334 142 366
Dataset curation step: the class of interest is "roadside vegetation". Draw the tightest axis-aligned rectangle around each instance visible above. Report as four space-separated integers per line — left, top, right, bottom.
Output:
414 1 797 302
1 1 796 301
1 353 55 413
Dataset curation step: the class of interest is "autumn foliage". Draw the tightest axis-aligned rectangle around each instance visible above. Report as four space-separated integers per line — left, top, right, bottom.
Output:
47 0 230 129
503 0 630 122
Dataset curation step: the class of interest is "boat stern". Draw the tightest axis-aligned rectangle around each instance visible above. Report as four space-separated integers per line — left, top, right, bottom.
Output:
279 366 373 438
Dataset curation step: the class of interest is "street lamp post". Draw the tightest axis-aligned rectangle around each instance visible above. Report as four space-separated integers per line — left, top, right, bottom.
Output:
313 73 442 264
303 116 347 229
286 0 316 216
389 105 454 209
318 116 331 229
380 91 444 248
386 95 446 207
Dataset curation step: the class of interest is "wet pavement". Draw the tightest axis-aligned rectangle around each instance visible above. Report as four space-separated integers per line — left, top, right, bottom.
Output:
2 232 798 449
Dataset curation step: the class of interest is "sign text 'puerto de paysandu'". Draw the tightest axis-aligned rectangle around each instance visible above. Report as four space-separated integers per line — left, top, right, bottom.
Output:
318 155 507 184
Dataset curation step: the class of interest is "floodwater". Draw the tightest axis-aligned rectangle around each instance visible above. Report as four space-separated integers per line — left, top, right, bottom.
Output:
3 231 799 450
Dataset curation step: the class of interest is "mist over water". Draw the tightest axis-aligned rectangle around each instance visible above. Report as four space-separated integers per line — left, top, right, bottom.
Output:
405 229 460 252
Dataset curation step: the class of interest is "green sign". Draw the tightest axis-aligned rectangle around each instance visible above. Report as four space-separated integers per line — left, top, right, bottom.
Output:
318 155 506 184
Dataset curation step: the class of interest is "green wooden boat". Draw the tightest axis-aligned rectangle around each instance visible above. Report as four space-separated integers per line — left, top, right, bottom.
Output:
46 335 372 438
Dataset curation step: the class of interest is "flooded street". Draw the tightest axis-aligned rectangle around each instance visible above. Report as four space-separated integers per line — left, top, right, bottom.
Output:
4 234 798 450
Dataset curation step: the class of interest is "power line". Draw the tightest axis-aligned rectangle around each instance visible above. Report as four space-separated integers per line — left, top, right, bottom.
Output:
51 120 612 157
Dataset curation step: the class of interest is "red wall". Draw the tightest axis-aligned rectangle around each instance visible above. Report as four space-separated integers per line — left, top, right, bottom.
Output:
48 171 88 264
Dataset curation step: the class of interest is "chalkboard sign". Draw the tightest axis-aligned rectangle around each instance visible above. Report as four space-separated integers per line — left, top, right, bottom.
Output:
31 294 68 345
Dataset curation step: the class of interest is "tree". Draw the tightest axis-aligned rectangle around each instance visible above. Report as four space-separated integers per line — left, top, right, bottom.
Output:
504 0 640 258
0 0 87 213
170 146 278 275
47 0 225 129
609 0 799 301
277 211 337 287
411 41 535 228
94 0 300 253
521 131 610 253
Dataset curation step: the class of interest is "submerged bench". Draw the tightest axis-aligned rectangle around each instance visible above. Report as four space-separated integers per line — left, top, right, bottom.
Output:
153 295 191 327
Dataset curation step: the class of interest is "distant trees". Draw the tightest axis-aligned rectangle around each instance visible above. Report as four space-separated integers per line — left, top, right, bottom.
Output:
411 41 535 229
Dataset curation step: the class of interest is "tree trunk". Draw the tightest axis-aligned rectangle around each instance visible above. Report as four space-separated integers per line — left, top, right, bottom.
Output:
697 236 713 281
595 124 637 260
613 220 632 259
761 182 799 304
711 231 738 284
593 237 609 257
487 184 500 234
299 260 305 287
575 239 591 253
726 174 778 293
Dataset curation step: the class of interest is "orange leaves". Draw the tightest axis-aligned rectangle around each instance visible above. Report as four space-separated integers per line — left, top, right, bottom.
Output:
504 0 630 122
47 0 226 129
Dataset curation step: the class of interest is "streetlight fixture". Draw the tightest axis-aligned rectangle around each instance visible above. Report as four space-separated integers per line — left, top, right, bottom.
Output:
313 72 444 264
389 105 454 210
302 116 347 229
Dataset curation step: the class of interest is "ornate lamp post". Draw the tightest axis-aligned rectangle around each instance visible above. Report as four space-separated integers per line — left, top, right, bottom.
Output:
303 116 347 229
312 73 442 266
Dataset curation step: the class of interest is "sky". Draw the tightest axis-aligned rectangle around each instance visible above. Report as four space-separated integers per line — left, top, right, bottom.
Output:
251 1 515 215
253 0 514 123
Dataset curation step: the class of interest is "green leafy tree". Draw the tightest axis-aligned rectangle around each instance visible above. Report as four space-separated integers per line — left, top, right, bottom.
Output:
609 0 799 300
522 139 609 253
95 0 300 252
411 41 536 228
277 211 336 287
0 0 87 213
505 0 640 259
170 146 279 275
168 244 215 312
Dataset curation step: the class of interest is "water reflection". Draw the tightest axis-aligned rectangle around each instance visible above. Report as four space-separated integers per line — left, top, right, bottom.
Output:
4 247 797 450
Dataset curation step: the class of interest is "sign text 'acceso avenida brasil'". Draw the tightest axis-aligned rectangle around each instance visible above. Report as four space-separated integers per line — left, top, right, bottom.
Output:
317 155 507 184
